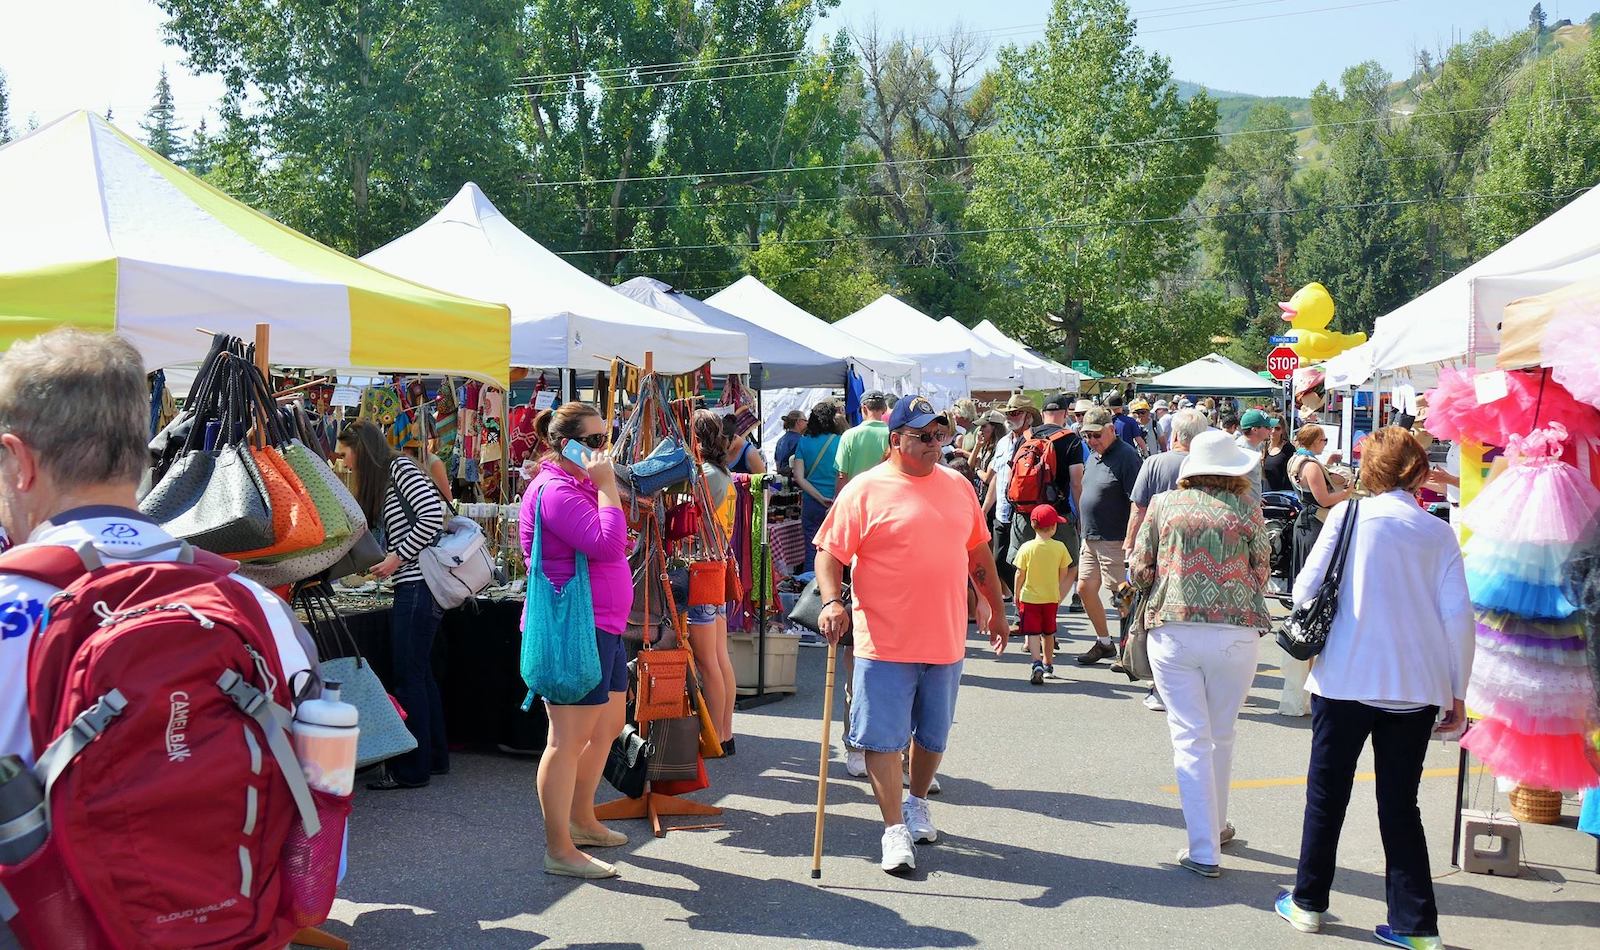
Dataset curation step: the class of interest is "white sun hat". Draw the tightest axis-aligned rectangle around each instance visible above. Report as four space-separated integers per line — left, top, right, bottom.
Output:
1180 430 1262 479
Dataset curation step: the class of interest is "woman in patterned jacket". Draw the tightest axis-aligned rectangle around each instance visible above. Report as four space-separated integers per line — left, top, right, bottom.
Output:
1129 429 1271 879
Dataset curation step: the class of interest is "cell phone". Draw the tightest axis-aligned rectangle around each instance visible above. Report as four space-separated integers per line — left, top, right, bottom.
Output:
561 438 590 467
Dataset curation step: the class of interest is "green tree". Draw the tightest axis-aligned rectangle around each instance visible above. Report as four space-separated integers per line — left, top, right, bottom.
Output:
184 117 216 177
1469 43 1600 253
518 0 858 289
1199 102 1298 328
158 0 529 254
1387 31 1528 289
1529 3 1547 35
745 211 892 319
965 0 1218 371
140 66 185 160
1290 62 1409 333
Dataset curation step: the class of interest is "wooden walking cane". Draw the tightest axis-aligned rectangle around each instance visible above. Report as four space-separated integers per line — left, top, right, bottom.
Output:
811 640 839 879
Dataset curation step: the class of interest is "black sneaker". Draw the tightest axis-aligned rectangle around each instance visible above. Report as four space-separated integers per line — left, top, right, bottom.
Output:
1044 664 1056 679
1029 663 1045 686
1077 641 1117 665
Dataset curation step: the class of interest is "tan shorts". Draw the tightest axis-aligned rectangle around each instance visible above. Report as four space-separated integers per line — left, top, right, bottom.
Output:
1078 539 1127 592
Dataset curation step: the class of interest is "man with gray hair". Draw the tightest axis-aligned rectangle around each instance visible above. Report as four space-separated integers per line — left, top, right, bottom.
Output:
0 329 314 766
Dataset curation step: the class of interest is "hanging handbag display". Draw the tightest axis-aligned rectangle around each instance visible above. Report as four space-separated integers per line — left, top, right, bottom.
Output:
323 525 384 581
603 724 653 799
625 437 694 497
227 368 327 560
139 345 277 553
296 584 418 768
1277 500 1361 661
686 559 727 608
520 486 602 706
634 646 693 723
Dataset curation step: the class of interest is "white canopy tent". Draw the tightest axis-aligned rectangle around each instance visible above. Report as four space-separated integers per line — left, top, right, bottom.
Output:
1140 353 1277 398
614 277 844 389
707 277 919 458
362 183 748 374
837 295 1012 401
936 318 1034 392
970 319 1079 392
1354 185 1600 384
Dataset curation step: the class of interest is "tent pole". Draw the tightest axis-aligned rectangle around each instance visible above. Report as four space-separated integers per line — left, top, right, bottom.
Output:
254 324 270 382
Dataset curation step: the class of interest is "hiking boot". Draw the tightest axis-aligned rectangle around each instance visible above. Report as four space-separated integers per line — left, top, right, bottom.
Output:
904 796 937 844
881 825 916 875
1077 641 1117 665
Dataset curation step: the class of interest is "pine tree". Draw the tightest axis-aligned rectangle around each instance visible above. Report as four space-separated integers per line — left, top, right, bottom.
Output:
140 66 185 160
1530 3 1547 34
184 117 215 177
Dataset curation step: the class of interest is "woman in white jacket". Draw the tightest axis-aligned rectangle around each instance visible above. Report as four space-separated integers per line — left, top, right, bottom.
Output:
1275 427 1474 950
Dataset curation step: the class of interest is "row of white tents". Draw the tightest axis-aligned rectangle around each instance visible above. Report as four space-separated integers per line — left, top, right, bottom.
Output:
358 180 1081 458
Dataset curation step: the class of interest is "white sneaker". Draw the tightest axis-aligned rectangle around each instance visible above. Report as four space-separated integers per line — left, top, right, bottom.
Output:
902 772 942 795
904 796 937 843
845 749 867 777
1144 689 1166 712
880 824 916 874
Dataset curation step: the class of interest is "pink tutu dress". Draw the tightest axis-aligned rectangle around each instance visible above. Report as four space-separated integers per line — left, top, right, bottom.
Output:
1543 296 1600 411
1425 368 1600 450
1458 423 1600 790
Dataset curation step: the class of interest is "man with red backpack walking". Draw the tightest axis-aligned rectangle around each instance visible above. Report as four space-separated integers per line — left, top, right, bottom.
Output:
1003 394 1085 613
0 329 326 949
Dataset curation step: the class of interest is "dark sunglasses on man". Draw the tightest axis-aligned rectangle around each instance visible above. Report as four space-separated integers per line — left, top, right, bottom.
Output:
900 428 946 445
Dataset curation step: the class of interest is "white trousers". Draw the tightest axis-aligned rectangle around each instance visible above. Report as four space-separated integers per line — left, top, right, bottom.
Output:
1148 622 1260 865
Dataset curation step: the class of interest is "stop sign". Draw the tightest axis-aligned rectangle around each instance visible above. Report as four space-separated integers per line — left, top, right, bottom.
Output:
1267 346 1300 380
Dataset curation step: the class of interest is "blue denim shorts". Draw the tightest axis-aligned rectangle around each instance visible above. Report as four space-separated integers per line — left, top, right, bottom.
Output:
686 602 728 625
547 630 629 706
847 658 965 754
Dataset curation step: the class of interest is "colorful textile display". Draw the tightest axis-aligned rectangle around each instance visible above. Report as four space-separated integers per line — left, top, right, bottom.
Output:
1459 422 1600 791
1425 367 1600 450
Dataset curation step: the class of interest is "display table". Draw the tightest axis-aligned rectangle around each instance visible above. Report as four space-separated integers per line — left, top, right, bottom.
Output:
310 597 547 754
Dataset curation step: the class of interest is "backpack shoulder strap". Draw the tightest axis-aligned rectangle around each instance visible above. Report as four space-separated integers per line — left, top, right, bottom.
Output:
0 538 225 589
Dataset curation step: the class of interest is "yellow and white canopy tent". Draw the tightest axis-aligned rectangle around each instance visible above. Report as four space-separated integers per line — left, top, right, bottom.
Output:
0 112 510 385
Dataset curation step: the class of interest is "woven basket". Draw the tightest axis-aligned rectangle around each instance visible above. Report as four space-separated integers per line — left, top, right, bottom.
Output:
1509 785 1562 824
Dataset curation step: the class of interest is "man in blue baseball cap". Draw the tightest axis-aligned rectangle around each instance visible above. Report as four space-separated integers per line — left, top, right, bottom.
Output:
814 393 1008 876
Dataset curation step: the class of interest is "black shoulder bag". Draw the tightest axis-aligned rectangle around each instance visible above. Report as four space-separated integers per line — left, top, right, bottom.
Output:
1276 500 1360 661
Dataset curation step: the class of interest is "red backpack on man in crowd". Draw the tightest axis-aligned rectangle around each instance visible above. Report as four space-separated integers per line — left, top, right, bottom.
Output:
1007 429 1072 515
0 539 344 950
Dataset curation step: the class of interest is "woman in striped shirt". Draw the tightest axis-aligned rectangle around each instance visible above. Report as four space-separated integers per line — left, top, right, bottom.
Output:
338 419 448 790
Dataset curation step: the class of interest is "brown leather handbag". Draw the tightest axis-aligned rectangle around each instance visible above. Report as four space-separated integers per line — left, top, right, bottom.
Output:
634 646 693 723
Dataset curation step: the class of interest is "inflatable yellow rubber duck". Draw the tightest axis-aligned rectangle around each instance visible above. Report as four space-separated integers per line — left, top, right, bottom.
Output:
1279 282 1366 362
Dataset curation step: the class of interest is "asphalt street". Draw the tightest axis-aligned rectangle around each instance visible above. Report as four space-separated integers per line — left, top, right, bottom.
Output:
324 612 1600 950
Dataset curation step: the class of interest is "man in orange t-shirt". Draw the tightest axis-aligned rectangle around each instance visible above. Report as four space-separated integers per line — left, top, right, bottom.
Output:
815 395 1009 876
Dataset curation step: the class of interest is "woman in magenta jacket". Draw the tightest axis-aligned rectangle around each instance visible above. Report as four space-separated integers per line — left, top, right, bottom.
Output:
521 402 633 880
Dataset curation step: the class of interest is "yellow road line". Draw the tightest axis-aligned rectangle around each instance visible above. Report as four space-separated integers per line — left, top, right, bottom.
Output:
1161 766 1485 794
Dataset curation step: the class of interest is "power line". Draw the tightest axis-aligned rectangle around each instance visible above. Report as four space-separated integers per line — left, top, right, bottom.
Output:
528 94 1593 189
550 185 1590 256
540 142 1514 216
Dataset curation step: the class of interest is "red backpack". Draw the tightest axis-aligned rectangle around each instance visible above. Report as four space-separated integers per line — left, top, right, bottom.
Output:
1007 429 1071 514
0 539 342 950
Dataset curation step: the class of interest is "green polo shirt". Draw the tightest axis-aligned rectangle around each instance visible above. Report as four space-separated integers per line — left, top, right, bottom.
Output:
836 420 890 481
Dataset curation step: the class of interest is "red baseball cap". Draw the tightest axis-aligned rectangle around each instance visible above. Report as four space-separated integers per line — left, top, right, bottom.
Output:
1029 506 1062 529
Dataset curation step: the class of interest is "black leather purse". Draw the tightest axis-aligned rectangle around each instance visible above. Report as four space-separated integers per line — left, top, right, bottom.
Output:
1277 500 1360 661
603 724 653 799
788 578 850 634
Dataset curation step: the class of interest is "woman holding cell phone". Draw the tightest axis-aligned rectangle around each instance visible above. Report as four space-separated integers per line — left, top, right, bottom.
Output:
521 403 632 880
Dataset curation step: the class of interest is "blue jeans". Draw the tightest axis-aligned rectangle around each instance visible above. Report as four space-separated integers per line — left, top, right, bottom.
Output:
389 581 446 785
801 494 829 574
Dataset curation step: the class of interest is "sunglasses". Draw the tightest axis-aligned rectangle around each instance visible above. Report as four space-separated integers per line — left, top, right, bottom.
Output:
571 433 608 450
900 429 946 445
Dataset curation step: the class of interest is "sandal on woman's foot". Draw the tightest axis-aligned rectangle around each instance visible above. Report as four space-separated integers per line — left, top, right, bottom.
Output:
366 775 429 791
544 853 619 879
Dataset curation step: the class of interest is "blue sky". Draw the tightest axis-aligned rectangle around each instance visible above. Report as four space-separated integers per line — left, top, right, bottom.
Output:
0 1 1568 132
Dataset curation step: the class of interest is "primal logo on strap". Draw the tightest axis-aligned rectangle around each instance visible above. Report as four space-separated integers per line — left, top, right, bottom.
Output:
166 691 192 762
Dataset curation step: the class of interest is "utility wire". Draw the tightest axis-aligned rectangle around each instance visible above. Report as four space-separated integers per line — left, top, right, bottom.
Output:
550 185 1590 256
527 95 1594 189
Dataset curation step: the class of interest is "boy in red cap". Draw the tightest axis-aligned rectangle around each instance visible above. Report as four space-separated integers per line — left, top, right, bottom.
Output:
1014 505 1076 684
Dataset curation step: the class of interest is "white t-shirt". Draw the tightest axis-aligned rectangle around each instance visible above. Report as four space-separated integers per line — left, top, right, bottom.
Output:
0 507 314 765
988 432 1017 523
